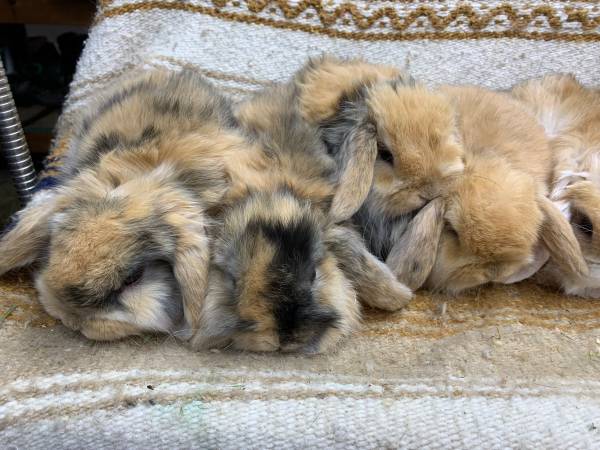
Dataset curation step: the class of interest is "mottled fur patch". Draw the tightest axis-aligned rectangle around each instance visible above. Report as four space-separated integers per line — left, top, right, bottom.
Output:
0 69 246 340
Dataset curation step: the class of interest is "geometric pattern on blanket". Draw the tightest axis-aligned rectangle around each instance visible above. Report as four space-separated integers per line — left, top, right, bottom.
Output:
40 0 600 184
2 0 600 447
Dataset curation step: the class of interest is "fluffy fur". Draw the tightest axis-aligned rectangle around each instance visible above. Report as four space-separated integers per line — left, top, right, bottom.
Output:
424 86 587 293
0 69 248 340
294 55 464 288
513 74 600 297
296 55 587 294
190 83 412 354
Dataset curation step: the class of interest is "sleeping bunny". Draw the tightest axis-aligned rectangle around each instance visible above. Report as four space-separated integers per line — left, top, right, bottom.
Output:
295 55 463 289
295 55 587 294
190 82 413 354
513 74 600 297
0 69 245 340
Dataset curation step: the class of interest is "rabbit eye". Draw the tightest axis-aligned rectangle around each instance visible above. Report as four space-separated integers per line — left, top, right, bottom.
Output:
445 221 459 240
310 269 317 283
572 209 593 237
377 141 394 165
123 267 144 288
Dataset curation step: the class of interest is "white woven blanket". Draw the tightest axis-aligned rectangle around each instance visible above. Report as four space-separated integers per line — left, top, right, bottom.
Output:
1 1 600 448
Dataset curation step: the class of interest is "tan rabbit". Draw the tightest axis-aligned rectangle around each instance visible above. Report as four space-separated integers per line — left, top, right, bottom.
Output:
0 69 248 341
297 56 586 294
190 83 412 354
513 74 600 297
418 86 587 293
294 55 464 288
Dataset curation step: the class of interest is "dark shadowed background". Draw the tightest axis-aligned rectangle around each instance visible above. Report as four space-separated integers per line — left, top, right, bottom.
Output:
0 0 94 222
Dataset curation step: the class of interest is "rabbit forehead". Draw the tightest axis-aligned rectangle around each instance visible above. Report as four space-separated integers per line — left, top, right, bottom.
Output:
222 206 332 341
368 84 455 144
227 189 321 233
369 85 463 178
230 209 322 293
447 164 542 259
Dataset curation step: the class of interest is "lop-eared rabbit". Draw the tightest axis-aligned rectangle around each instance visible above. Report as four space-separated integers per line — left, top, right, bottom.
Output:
191 82 413 354
0 69 243 340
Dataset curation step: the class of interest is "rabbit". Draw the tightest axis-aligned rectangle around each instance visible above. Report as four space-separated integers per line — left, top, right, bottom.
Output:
294 55 465 289
512 74 600 297
418 85 588 293
0 69 250 341
190 83 413 354
296 56 587 294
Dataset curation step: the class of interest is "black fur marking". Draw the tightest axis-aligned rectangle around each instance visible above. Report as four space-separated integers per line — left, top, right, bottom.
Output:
410 261 421 274
80 125 161 170
78 131 125 169
137 125 160 144
235 319 258 332
91 132 124 156
152 98 183 116
63 285 120 309
256 218 335 342
79 80 154 135
573 209 593 237
262 219 317 278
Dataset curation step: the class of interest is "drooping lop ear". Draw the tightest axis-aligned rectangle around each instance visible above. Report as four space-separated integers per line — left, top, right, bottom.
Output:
538 195 589 279
328 121 378 222
498 244 550 284
295 54 401 124
188 268 240 350
325 225 413 311
81 318 143 341
385 197 445 290
294 56 406 223
0 190 62 275
163 204 212 340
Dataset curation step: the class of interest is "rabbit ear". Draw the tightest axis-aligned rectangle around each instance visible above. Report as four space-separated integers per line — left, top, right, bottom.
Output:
329 122 377 222
385 197 445 290
325 225 412 311
538 195 589 279
0 190 61 275
165 208 211 338
296 54 401 124
499 244 550 284
81 318 143 341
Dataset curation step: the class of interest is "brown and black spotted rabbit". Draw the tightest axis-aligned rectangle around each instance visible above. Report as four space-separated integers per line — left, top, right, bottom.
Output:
190 82 413 354
0 69 245 341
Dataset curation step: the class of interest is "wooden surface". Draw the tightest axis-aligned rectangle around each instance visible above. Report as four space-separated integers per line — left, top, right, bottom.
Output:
0 0 95 26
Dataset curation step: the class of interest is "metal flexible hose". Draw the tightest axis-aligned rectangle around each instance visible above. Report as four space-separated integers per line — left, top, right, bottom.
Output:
0 59 37 205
